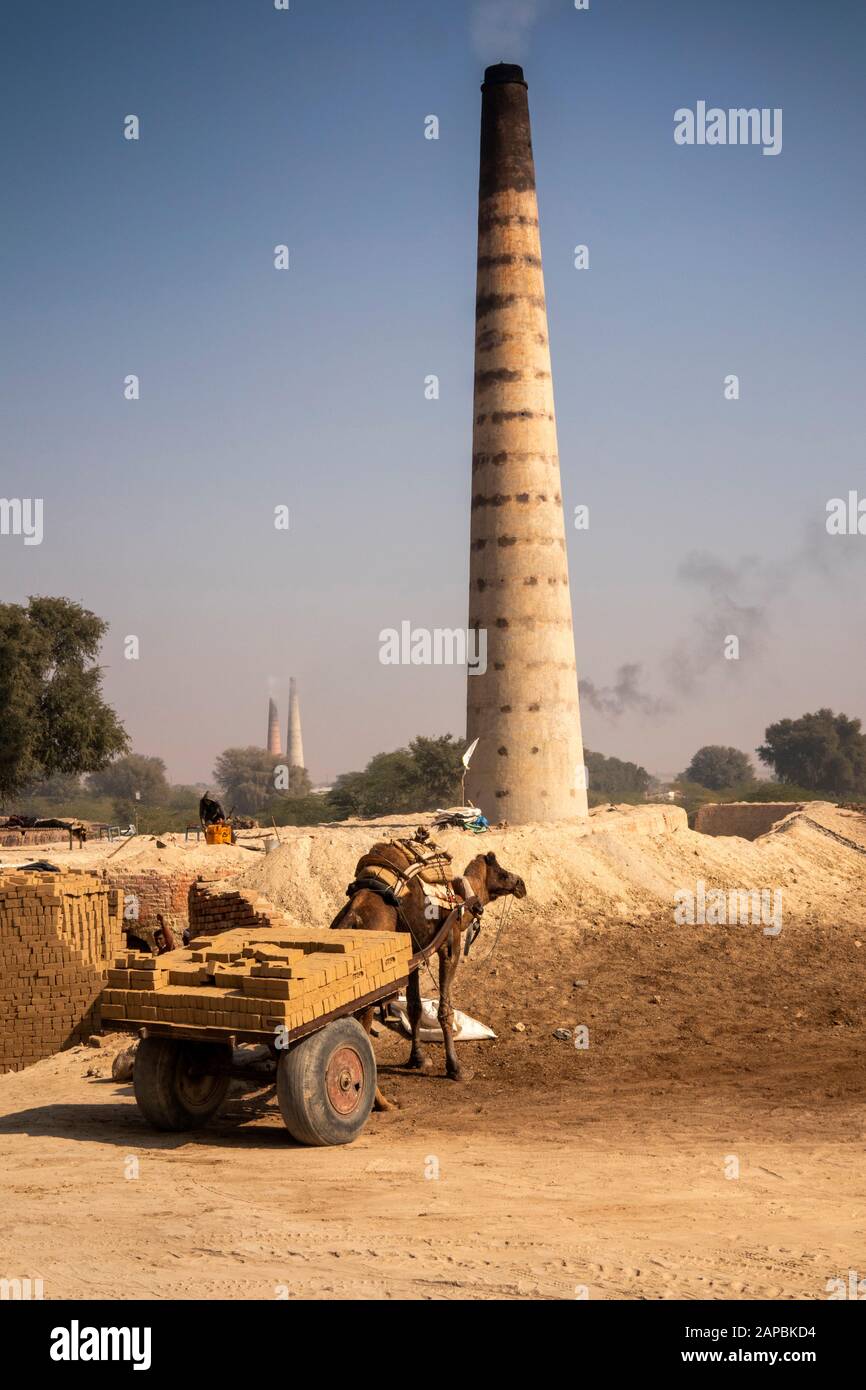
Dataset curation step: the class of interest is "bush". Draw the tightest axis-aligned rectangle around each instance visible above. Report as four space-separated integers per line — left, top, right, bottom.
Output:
266 795 336 827
680 745 753 791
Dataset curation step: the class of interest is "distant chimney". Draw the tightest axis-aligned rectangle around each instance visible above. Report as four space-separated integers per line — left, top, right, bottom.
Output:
267 697 281 755
466 64 588 823
286 677 305 770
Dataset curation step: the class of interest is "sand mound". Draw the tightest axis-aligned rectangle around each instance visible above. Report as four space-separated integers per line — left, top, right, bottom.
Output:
232 802 866 932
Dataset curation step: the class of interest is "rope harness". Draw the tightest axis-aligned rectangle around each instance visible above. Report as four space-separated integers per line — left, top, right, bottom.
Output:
344 834 519 986
345 836 480 957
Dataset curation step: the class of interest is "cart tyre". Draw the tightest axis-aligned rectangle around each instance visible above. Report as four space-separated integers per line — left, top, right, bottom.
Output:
133 1036 231 1131
277 1018 376 1146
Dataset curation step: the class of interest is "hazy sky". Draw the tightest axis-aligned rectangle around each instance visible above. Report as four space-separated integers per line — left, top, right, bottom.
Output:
2 0 864 785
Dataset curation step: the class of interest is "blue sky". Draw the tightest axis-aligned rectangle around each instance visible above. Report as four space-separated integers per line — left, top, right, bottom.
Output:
1 0 864 784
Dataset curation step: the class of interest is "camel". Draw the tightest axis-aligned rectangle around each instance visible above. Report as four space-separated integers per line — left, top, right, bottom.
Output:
329 835 526 1108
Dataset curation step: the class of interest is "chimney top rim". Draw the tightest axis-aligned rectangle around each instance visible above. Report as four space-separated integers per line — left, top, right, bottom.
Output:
482 63 527 89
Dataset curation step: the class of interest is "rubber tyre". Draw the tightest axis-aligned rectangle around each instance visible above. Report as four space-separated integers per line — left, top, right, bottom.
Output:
277 1018 376 1146
133 1036 231 1131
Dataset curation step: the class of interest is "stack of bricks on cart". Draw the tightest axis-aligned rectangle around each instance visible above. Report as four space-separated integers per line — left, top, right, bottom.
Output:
102 924 413 1036
0 870 125 1073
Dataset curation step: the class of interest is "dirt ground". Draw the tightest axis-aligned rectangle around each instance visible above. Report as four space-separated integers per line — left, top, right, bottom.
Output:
0 828 262 876
1 890 864 1300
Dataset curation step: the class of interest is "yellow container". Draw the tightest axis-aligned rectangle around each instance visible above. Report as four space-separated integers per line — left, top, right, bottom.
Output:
205 823 232 845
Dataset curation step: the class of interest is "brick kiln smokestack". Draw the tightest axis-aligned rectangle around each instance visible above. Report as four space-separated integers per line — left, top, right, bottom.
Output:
286 677 305 770
466 63 588 823
266 697 281 756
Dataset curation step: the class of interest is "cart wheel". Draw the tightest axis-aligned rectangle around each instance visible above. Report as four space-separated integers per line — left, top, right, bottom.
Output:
277 1018 376 1146
133 1036 231 1131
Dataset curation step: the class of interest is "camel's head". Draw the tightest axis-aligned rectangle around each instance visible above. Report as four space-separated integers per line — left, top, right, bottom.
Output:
476 851 526 901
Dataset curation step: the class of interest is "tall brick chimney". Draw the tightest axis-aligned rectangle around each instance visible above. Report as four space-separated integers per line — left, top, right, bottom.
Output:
286 677 305 770
466 63 587 823
266 697 281 756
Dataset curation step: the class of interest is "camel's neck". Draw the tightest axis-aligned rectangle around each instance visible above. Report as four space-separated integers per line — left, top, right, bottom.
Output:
460 862 491 906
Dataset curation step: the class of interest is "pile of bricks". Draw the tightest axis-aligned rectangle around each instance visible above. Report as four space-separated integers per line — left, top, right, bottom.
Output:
102 926 412 1036
187 880 284 940
0 827 62 848
0 870 125 1073
104 867 207 939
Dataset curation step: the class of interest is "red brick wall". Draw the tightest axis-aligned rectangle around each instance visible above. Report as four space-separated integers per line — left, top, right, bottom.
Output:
105 869 198 937
104 869 244 938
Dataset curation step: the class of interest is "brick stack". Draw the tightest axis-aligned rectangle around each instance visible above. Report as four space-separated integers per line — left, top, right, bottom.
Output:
0 828 65 848
0 871 125 1073
102 926 412 1037
105 867 208 939
187 881 285 940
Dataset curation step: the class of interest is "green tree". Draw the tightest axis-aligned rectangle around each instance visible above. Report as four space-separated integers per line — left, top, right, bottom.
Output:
758 710 866 794
584 748 650 800
213 747 311 815
324 769 370 820
681 745 753 791
0 597 128 803
166 784 204 817
408 734 464 804
21 772 83 801
87 753 170 805
328 734 465 819
329 749 418 819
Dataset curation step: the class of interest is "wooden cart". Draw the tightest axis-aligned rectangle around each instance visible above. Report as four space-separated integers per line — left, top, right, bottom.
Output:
101 908 459 1147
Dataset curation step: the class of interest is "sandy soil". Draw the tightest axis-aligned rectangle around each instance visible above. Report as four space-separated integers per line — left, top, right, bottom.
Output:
1 803 864 1300
0 829 262 876
1 914 864 1299
236 802 866 935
